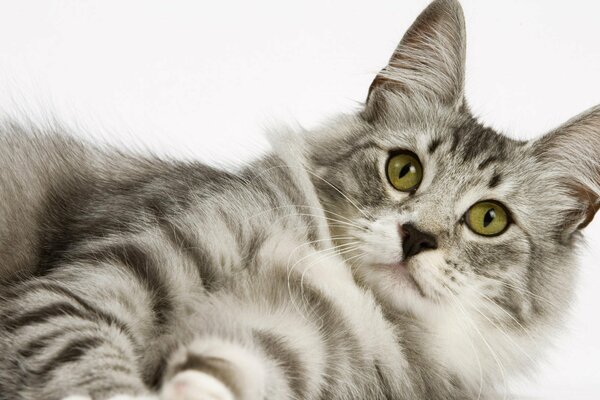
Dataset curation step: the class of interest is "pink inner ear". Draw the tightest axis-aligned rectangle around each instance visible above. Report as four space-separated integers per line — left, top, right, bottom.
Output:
571 184 600 230
580 200 600 230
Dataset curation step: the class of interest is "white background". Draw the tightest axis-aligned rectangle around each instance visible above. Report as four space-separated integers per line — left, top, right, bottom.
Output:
0 1 598 398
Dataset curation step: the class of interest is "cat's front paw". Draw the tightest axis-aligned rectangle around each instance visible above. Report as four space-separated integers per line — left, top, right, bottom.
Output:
160 370 234 400
162 337 268 400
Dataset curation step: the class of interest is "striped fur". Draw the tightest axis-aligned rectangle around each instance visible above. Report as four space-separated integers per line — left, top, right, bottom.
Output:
0 1 598 399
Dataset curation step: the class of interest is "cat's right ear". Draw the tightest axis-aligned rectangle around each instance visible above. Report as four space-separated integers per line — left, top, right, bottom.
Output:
533 105 600 234
363 0 466 121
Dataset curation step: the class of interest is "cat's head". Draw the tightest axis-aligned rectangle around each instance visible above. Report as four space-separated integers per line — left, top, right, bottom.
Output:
308 0 599 343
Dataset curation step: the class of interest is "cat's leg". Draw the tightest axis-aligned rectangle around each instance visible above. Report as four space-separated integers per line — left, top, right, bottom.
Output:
159 326 306 400
153 250 413 400
156 268 400 400
160 337 273 400
0 258 179 400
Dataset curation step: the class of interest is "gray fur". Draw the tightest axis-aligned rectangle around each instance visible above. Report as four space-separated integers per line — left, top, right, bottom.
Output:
0 0 599 399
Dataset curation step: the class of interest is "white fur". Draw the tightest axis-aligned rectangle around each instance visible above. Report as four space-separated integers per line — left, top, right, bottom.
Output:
169 338 267 400
161 371 234 400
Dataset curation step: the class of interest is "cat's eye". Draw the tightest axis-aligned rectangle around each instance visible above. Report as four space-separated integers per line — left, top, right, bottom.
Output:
465 201 510 237
386 151 423 192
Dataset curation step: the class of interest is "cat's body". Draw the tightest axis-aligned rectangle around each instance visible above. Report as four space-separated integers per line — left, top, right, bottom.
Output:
0 128 439 399
0 1 599 399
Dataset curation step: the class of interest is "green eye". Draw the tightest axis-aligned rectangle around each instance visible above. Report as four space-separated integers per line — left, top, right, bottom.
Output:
386 152 423 192
466 201 510 236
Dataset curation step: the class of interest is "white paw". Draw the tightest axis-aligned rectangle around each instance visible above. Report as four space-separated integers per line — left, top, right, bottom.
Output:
161 370 235 400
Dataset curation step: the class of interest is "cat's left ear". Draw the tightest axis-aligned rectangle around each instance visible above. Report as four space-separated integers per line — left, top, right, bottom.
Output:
365 0 466 119
534 105 600 231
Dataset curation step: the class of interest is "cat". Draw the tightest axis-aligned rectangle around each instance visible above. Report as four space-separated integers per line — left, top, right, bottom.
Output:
0 0 598 399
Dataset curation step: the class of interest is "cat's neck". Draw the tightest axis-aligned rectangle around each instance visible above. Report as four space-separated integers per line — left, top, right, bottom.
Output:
381 298 546 395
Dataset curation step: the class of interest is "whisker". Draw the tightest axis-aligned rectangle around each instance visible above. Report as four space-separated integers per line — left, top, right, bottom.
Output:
285 244 359 322
471 288 537 342
444 297 485 400
298 246 361 311
466 299 537 366
481 276 561 311
302 169 372 220
240 161 372 221
445 288 508 400
243 207 367 232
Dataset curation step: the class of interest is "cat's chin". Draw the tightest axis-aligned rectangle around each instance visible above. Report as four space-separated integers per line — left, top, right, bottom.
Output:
380 262 427 299
354 261 440 319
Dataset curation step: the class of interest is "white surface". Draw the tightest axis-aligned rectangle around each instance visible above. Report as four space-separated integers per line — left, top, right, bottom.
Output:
0 1 598 398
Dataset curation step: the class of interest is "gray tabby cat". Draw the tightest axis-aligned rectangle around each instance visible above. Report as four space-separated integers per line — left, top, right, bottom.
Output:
0 1 598 399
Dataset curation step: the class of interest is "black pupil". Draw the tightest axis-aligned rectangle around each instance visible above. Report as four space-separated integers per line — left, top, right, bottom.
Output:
483 208 496 227
398 162 413 179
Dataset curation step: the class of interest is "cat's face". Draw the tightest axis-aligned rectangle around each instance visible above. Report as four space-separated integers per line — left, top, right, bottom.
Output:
309 0 599 331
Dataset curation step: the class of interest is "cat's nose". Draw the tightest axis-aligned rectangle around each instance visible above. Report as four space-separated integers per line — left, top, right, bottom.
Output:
400 223 438 260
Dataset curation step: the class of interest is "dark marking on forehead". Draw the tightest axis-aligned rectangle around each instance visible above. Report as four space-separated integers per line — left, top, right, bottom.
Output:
428 138 441 154
349 139 384 154
489 172 502 188
478 156 498 170
461 126 507 163
449 129 461 153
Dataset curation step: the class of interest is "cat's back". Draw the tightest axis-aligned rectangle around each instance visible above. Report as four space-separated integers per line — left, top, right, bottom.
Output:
0 123 233 283
0 124 94 281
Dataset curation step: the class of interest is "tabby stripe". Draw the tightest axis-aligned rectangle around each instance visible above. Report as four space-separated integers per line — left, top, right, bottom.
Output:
4 302 90 333
312 140 383 168
158 221 219 292
172 355 242 398
147 358 168 389
375 362 394 400
76 369 140 389
477 156 498 170
242 231 266 270
450 129 461 152
96 362 136 376
74 243 172 326
6 281 136 346
18 331 64 358
254 330 306 397
284 272 364 398
262 161 320 246
33 336 103 380
149 192 220 292
428 138 441 154
488 172 502 188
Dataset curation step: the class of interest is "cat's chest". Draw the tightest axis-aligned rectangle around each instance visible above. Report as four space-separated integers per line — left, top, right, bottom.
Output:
419 310 540 396
270 235 409 361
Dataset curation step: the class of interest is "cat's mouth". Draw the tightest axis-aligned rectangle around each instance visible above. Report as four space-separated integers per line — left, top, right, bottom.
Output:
384 262 427 298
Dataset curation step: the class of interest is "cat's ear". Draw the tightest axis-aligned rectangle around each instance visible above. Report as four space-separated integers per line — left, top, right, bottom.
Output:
534 105 600 232
364 0 466 119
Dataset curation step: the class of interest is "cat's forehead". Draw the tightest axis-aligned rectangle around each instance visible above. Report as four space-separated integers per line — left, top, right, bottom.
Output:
366 104 533 199
425 118 528 180
370 104 527 170
425 120 532 209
